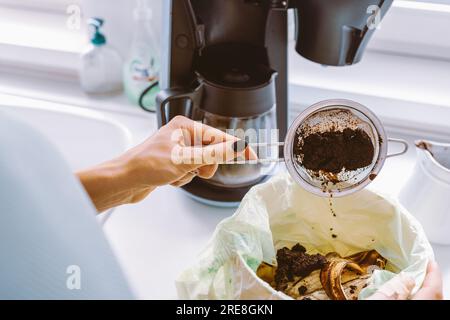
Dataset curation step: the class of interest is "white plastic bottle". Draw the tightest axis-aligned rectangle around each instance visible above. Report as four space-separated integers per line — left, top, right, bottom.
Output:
79 18 123 95
123 0 160 111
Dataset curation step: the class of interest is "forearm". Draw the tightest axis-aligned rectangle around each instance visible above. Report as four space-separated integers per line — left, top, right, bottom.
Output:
76 158 155 213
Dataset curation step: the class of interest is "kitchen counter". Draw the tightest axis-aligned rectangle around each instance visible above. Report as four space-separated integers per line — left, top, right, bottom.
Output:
101 113 450 300
0 69 448 299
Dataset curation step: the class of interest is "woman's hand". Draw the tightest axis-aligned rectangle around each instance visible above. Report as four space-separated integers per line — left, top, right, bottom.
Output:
368 260 443 300
412 261 443 300
77 116 257 212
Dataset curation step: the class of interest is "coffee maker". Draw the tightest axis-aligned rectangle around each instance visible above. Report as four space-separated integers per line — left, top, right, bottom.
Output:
156 0 393 206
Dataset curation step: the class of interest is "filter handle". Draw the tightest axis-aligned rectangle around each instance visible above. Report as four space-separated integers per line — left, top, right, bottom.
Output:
386 138 409 159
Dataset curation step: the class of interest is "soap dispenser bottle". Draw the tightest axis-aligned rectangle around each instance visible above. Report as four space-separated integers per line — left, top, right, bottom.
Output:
123 0 160 111
79 18 123 94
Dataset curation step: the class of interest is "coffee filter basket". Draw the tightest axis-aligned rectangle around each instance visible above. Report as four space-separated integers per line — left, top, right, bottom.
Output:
283 99 407 198
176 173 433 300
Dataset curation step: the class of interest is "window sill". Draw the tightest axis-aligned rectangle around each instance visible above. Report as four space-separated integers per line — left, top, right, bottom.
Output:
0 66 148 118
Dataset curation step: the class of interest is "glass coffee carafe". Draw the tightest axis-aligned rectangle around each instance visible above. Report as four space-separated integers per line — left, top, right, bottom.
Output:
157 53 279 189
198 106 277 188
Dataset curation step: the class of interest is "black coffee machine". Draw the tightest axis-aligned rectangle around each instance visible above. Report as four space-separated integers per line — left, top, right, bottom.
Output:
156 0 393 206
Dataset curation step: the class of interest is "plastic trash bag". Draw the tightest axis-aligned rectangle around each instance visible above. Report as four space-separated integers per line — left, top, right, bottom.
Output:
176 173 433 300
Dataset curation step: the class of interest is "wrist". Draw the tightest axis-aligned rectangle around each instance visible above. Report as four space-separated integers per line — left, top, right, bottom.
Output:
77 156 155 212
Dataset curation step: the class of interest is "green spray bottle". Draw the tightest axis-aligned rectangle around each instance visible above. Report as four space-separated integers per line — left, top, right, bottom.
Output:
123 0 160 112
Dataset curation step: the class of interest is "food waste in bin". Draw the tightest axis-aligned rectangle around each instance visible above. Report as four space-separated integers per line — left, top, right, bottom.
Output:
257 243 387 300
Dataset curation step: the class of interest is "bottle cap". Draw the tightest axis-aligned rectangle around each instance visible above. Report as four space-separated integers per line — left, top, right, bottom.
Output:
88 18 106 46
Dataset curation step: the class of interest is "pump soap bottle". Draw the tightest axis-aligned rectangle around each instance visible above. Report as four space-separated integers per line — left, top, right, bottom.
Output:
79 18 123 94
123 0 160 112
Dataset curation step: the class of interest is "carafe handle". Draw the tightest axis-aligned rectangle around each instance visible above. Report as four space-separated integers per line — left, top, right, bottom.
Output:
156 88 201 126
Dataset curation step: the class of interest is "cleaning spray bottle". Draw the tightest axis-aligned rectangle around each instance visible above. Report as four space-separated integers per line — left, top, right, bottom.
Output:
79 18 123 94
123 0 160 112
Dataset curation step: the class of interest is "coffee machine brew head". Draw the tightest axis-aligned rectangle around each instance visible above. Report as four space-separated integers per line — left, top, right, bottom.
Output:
289 0 393 66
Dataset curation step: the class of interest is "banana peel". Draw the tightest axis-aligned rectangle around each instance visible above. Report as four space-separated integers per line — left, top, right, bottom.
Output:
296 274 372 300
320 253 365 300
257 262 276 285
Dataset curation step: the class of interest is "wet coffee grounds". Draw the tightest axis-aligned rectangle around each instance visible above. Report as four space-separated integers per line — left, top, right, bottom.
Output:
296 128 374 174
274 244 327 291
298 285 308 295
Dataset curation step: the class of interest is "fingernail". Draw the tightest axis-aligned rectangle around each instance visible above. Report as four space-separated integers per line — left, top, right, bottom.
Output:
232 140 249 153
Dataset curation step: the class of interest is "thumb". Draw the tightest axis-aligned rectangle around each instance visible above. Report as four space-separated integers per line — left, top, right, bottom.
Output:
368 273 415 300
412 261 443 300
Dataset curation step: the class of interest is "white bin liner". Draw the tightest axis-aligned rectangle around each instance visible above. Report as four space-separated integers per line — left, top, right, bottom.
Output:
176 173 433 300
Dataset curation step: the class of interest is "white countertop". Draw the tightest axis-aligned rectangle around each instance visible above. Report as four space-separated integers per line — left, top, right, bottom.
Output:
1 68 448 300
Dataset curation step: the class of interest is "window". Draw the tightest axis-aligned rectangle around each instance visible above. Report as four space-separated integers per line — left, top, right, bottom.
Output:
0 0 85 74
0 0 78 12
368 0 450 60
0 0 85 50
